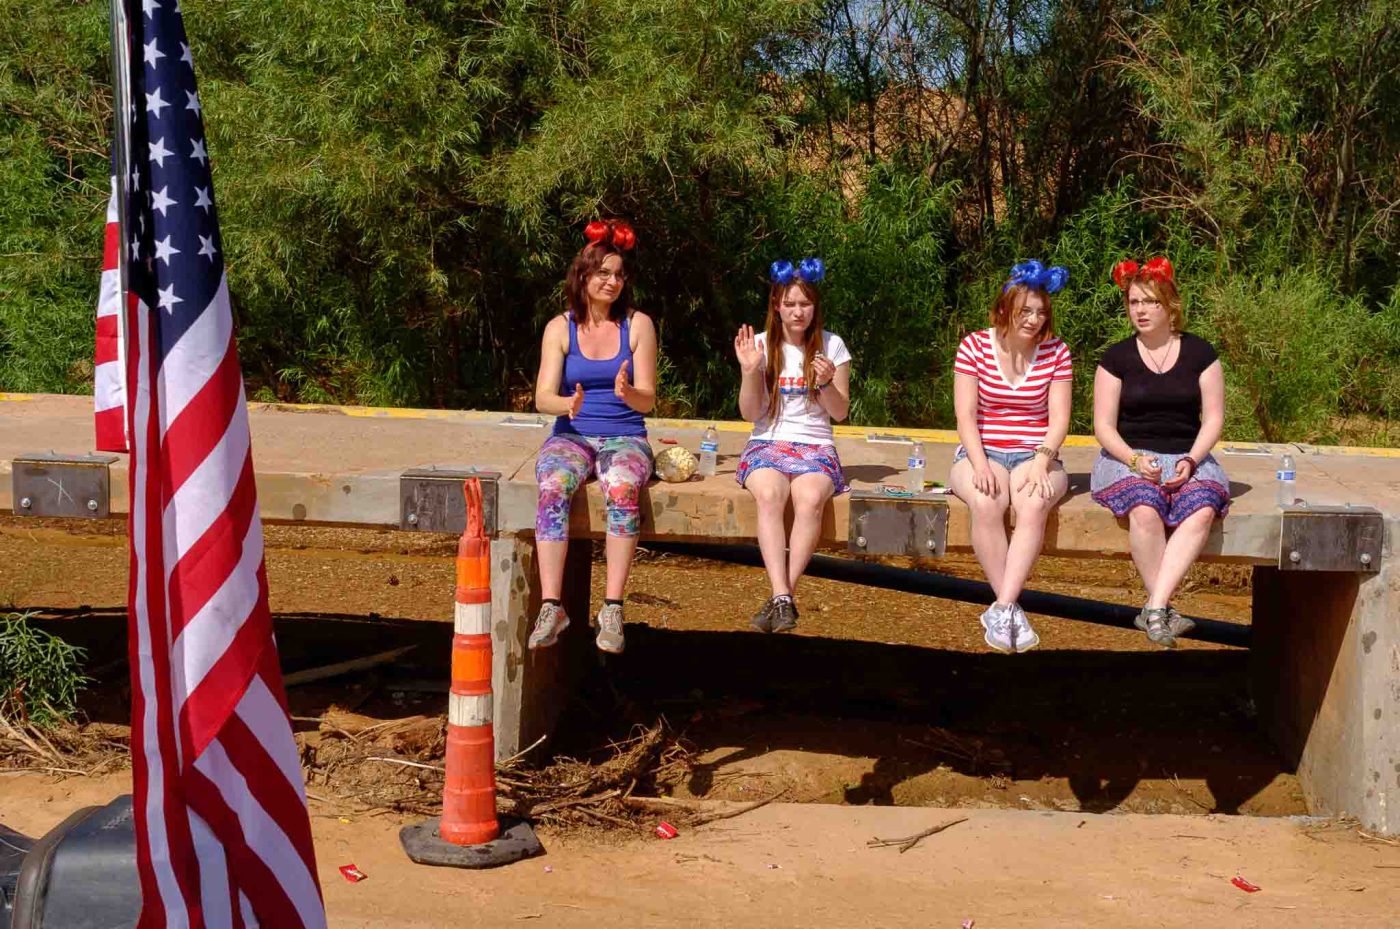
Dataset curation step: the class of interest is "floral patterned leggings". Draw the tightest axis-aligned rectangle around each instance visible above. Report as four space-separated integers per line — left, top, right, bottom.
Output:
535 434 653 542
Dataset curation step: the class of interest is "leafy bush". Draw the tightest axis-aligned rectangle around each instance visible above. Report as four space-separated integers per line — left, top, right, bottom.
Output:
0 613 89 728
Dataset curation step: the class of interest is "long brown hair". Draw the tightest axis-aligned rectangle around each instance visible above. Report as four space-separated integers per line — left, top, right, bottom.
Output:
763 281 825 424
564 242 633 323
990 283 1056 343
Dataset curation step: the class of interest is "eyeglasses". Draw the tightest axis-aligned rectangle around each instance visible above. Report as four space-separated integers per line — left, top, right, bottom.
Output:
1128 298 1162 309
593 270 627 283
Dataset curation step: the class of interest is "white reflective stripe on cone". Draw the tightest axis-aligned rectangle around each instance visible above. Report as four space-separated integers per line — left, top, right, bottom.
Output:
453 600 490 636
448 692 493 728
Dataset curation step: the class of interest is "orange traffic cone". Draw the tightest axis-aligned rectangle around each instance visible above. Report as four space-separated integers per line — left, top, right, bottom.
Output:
400 477 542 867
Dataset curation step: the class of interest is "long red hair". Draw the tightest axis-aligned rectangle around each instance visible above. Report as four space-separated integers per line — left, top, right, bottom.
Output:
763 281 825 424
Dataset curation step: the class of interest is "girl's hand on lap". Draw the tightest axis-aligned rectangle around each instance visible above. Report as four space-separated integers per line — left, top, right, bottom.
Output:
1162 458 1192 491
1135 455 1162 483
568 384 584 419
972 462 999 497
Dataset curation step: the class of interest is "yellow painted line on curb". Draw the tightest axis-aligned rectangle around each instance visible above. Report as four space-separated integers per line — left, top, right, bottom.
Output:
0 394 33 402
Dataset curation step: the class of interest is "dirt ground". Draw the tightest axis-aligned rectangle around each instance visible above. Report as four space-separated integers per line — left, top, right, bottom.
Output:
0 516 1295 818
3 772 1398 929
12 515 1393 926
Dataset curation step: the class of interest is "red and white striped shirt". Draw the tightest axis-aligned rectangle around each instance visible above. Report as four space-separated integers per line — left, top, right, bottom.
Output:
953 328 1073 450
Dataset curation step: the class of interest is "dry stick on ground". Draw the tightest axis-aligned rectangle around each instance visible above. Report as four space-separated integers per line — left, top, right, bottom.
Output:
867 816 969 853
283 645 417 687
690 789 789 827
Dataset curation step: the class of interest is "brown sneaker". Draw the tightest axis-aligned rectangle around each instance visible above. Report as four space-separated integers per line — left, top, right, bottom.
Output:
769 596 799 634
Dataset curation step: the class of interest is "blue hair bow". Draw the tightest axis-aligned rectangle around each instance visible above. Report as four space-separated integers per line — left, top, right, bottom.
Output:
770 258 826 285
1003 259 1068 294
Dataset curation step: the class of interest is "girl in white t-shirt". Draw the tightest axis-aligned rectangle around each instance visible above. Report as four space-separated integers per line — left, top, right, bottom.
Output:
732 259 852 634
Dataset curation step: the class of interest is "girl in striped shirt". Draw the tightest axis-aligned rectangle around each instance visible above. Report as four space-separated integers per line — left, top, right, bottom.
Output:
949 261 1073 653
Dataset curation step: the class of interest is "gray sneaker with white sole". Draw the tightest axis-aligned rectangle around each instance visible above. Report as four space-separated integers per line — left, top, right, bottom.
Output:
527 602 569 650
594 602 626 654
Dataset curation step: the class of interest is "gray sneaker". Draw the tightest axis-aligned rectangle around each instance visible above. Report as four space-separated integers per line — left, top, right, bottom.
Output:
1166 606 1196 638
1135 607 1177 648
769 597 799 634
527 602 569 650
980 603 1014 653
594 602 626 654
1009 604 1040 653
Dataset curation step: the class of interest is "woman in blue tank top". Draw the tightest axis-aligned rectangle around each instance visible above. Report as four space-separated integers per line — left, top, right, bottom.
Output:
527 220 657 655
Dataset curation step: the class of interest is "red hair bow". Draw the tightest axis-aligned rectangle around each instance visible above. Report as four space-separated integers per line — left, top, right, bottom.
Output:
1112 256 1173 290
583 219 637 251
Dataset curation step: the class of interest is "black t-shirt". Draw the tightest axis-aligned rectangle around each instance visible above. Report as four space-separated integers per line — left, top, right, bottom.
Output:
1098 332 1219 454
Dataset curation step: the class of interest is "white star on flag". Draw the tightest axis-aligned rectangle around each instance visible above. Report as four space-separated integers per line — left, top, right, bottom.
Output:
142 0 160 18
191 137 208 165
149 137 173 167
198 234 218 261
157 283 182 312
130 236 141 261
154 235 181 265
146 88 170 118
150 186 176 215
186 91 202 116
194 186 212 211
144 39 165 67
181 42 193 67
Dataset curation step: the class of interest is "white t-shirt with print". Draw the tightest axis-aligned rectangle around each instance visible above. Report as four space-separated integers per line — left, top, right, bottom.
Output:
749 330 852 446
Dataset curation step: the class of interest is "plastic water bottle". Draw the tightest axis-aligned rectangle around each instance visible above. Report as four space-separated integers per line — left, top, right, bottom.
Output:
698 425 719 477
907 441 926 494
1276 452 1296 507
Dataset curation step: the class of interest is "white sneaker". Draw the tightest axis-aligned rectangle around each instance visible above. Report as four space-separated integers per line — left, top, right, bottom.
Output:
980 603 1014 653
1009 604 1040 653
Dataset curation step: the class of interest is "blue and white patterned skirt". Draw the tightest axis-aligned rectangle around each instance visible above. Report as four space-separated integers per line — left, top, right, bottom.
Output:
1089 450 1230 526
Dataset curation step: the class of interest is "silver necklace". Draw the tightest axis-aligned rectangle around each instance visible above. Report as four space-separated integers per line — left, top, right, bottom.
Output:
1140 335 1178 374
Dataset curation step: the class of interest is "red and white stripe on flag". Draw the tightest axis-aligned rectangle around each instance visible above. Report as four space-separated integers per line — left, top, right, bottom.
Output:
115 0 327 924
95 180 128 452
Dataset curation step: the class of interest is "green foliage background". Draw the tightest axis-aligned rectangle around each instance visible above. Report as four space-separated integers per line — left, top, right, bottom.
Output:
3 0 1399 443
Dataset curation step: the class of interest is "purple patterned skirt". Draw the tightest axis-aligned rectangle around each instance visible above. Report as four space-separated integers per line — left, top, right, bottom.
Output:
735 440 850 494
1090 450 1230 526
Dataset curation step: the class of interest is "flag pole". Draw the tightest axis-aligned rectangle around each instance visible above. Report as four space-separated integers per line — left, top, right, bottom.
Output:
108 0 133 450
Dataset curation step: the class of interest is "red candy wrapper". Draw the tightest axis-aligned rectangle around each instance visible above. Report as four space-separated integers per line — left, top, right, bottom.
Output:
339 864 368 883
1231 876 1261 893
654 821 679 839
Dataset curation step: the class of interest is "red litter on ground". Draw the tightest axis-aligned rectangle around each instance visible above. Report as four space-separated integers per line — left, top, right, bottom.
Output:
1231 876 1261 893
339 864 368 883
655 821 679 839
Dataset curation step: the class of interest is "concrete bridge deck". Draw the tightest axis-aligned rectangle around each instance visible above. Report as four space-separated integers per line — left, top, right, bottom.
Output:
2 393 1398 835
2 393 1396 563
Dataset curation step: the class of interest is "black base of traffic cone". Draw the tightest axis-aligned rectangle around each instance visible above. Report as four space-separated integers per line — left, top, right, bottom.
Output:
399 816 544 869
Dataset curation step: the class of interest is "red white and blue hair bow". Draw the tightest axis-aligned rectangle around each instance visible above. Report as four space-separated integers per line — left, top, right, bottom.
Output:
1003 259 1069 294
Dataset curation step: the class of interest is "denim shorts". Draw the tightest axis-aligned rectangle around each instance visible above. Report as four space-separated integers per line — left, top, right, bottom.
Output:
952 446 1037 471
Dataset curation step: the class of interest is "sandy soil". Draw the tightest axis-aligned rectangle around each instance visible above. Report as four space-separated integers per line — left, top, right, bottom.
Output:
3 772 1396 929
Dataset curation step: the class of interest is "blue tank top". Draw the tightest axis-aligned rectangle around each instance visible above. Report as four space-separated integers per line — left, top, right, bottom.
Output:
553 314 646 438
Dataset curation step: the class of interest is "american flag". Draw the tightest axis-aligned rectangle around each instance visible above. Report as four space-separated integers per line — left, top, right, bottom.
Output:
95 176 128 453
111 1 326 925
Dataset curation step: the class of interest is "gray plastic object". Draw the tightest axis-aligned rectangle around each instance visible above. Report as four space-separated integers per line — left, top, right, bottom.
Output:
11 796 140 929
1 823 36 928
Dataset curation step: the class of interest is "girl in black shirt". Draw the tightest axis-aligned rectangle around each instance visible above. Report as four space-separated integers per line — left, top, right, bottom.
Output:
1091 258 1230 648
